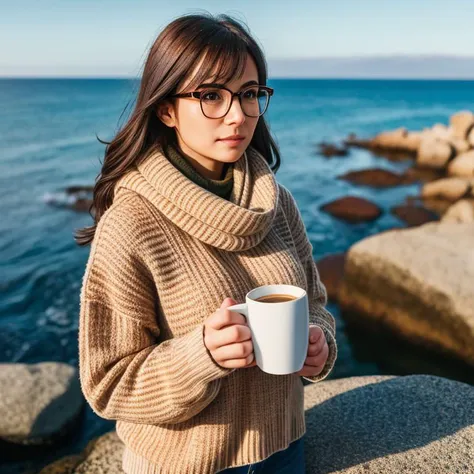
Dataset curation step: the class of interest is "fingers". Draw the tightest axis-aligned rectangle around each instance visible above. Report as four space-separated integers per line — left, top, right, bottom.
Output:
309 325 324 344
217 352 255 369
205 324 252 351
206 307 247 331
307 330 327 356
242 358 257 368
297 363 324 377
211 340 253 362
304 340 329 367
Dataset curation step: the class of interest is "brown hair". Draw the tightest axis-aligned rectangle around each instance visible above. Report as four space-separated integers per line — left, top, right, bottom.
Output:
74 12 281 246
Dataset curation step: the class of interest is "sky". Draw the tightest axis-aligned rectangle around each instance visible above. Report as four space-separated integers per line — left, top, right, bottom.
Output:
2 0 474 77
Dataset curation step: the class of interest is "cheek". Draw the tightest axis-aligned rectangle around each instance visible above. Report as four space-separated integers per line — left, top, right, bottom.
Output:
178 104 216 141
247 118 259 139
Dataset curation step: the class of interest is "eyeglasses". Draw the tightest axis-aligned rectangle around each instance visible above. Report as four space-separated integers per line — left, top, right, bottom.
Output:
168 84 274 119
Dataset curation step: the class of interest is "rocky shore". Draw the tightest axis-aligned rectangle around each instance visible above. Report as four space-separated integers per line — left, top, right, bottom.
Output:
2 369 471 473
315 111 474 370
319 110 474 225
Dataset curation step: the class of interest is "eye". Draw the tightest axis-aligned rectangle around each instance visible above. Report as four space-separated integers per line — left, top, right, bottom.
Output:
202 90 223 102
243 88 258 100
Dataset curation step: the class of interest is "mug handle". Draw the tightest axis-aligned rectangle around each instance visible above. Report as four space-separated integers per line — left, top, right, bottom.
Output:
227 303 249 319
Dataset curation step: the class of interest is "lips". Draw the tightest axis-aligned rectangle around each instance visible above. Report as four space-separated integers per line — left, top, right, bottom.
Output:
219 135 245 141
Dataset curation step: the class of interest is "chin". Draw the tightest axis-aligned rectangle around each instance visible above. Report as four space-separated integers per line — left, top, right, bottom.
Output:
216 148 246 163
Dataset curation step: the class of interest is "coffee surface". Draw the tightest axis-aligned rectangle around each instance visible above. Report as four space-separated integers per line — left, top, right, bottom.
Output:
254 294 297 303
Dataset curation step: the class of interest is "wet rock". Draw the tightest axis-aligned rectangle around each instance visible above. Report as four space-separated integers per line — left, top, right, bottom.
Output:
344 130 419 158
43 186 94 213
422 177 473 201
403 166 445 183
39 431 124 473
338 223 474 366
320 196 383 223
304 374 474 473
0 362 83 446
450 110 474 140
315 253 346 302
338 168 417 188
72 199 93 213
416 137 455 169
64 185 94 194
391 204 439 227
344 133 372 149
442 199 474 223
447 150 474 177
316 142 349 158
405 195 453 216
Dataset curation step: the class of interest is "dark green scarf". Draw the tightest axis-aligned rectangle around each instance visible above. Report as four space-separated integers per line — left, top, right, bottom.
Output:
163 144 234 200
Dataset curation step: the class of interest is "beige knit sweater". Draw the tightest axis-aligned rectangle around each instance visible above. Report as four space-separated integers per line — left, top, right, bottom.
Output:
79 144 337 474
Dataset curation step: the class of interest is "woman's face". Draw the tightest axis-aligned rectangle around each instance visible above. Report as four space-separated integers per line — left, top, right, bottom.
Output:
158 54 260 174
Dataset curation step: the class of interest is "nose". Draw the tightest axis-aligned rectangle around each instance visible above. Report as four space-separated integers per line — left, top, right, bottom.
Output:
224 96 246 125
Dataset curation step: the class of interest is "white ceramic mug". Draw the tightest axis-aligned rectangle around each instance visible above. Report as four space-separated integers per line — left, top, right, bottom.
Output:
227 284 309 375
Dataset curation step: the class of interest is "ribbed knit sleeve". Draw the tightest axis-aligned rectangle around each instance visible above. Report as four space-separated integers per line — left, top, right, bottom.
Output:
278 184 338 383
78 205 234 425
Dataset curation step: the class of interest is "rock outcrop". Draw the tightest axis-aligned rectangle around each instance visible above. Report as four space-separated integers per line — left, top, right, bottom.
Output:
304 374 474 473
0 362 83 446
338 222 474 366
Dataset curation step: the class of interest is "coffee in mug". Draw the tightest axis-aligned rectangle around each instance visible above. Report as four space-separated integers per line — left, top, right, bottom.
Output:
227 284 309 375
254 294 297 303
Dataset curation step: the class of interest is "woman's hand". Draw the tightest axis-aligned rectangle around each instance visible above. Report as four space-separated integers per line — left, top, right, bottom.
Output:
204 298 257 369
296 325 329 377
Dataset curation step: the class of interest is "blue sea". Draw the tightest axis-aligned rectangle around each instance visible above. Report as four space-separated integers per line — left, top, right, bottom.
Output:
2 78 474 470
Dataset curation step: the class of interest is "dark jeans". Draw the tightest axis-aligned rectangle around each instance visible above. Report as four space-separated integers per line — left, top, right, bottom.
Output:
219 435 305 474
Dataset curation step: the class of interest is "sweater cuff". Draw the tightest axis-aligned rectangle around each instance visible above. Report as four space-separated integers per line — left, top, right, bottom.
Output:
302 323 337 384
177 325 236 384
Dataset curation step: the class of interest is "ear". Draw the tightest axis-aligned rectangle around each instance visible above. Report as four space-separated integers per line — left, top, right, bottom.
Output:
156 100 177 128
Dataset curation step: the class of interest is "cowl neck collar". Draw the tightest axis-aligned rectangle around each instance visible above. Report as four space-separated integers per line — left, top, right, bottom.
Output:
114 144 279 252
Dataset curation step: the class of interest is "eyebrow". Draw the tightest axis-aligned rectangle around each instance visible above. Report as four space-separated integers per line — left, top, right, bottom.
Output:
195 80 259 90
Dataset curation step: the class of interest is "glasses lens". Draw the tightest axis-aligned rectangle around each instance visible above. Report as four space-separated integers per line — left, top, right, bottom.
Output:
241 86 270 117
200 88 231 119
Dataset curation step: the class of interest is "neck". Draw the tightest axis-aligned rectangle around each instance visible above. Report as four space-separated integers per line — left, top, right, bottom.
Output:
174 140 226 180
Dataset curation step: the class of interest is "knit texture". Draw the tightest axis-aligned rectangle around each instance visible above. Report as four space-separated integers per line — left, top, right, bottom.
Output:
163 143 234 199
78 143 337 474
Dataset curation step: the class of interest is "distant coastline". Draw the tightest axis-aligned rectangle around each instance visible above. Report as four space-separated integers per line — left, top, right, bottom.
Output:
269 55 474 80
3 55 474 80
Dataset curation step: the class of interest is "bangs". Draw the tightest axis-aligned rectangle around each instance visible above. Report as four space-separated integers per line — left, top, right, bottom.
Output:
183 35 250 91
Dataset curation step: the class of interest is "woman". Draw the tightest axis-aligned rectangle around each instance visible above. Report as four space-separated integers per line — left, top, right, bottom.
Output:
75 12 337 474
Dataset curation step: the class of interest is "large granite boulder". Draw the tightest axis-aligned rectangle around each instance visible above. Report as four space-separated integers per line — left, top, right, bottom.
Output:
39 430 124 473
304 374 474 473
416 137 455 169
448 150 474 177
422 177 473 201
338 223 474 366
0 362 83 445
450 110 474 140
39 375 474 474
370 128 421 153
442 200 474 223
316 253 347 302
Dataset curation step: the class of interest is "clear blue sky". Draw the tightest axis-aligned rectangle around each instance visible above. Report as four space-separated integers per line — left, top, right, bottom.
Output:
2 0 474 76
